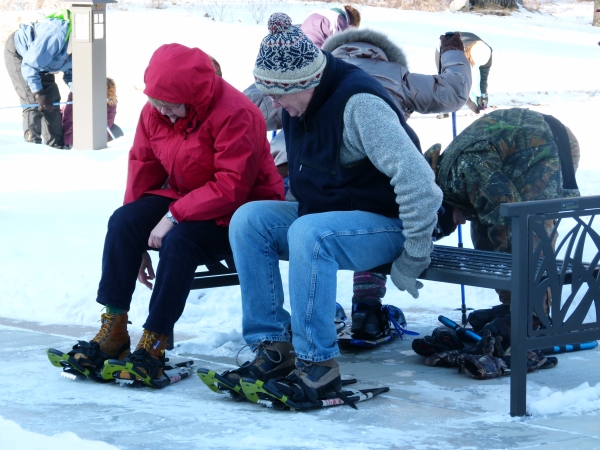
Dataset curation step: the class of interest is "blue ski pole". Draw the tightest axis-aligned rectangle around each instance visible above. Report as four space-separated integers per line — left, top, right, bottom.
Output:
438 315 481 343
440 316 598 355
451 110 457 138
537 341 598 355
451 111 472 326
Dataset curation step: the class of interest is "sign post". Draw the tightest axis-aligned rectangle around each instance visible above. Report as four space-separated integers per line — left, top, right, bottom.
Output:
69 0 115 150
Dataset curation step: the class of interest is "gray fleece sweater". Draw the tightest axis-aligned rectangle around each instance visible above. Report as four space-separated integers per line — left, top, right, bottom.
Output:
341 93 443 258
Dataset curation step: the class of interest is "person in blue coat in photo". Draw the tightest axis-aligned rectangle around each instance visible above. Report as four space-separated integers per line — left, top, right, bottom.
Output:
4 10 72 148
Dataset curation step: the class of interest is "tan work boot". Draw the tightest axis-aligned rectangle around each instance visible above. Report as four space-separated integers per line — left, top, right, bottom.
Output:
113 329 169 384
220 341 296 392
71 312 131 368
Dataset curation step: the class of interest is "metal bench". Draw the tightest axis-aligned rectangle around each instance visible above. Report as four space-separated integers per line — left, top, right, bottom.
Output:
189 195 600 416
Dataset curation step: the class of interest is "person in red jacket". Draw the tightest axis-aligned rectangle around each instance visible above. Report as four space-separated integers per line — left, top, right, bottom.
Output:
57 44 284 388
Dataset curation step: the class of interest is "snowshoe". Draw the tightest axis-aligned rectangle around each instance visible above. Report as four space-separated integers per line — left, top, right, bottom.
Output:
47 312 131 382
339 304 418 347
102 350 193 389
242 379 389 410
107 358 193 388
241 359 386 410
197 368 248 399
196 366 354 403
337 328 395 347
102 330 177 388
197 341 296 401
47 345 113 383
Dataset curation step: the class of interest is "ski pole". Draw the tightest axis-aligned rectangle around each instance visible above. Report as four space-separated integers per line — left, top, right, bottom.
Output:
0 101 73 110
451 110 457 138
438 315 481 343
536 341 598 355
438 316 598 355
107 126 116 140
450 112 472 326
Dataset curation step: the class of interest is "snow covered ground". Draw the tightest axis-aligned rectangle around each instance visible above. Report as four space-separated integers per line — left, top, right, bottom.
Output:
0 1 599 448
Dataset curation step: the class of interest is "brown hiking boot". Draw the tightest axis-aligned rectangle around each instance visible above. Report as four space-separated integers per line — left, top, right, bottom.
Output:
112 329 169 384
70 312 131 369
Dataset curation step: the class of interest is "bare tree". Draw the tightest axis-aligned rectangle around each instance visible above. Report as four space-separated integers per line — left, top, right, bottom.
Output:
594 0 600 27
246 0 274 24
203 0 230 21
470 0 517 8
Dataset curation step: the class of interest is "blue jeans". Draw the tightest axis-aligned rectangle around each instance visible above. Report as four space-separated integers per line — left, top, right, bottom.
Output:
229 201 406 362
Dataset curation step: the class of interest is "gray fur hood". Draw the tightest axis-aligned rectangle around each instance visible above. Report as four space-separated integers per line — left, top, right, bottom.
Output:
321 28 408 69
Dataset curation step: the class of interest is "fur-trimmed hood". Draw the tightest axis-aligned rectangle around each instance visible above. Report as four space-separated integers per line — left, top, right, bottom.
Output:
322 28 408 69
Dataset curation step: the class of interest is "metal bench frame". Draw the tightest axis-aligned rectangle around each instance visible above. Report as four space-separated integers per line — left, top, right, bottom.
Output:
190 195 600 416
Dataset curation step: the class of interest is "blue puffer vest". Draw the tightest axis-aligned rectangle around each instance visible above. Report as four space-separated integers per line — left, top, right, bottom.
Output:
284 52 421 218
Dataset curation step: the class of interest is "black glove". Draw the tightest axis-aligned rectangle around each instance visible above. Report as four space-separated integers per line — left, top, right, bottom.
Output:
34 91 53 112
433 202 457 241
477 94 488 110
458 353 507 379
439 31 464 54
466 98 480 114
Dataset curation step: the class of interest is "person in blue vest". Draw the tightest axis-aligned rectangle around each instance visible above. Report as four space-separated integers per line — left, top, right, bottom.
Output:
219 13 442 407
3 10 72 148
243 28 471 346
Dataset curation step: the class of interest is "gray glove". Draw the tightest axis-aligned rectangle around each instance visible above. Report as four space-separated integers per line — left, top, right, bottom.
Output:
390 251 431 299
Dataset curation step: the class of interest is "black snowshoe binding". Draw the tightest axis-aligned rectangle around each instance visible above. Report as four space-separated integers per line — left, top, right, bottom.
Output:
197 341 296 401
102 349 193 388
47 341 119 383
334 302 349 333
240 358 388 410
102 330 191 389
338 303 418 347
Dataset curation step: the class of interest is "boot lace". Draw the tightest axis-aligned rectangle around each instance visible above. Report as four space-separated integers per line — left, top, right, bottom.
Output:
235 341 285 368
92 313 116 343
292 358 312 376
138 330 159 351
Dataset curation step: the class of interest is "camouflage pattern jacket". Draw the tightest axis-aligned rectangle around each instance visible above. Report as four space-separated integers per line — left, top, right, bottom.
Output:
426 108 580 252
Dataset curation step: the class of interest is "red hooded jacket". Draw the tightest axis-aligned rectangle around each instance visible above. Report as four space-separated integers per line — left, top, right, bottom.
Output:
124 44 284 226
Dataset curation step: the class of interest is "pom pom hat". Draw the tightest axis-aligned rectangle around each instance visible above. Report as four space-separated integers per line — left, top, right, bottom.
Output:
253 13 327 95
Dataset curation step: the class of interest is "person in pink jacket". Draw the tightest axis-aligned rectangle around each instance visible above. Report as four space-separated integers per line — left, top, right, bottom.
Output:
55 43 284 388
61 77 122 148
300 5 361 48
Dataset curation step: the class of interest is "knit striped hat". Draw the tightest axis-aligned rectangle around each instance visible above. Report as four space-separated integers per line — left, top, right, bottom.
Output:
253 13 326 95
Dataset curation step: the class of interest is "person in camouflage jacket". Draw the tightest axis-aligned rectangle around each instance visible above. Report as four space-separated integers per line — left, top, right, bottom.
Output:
426 107 581 307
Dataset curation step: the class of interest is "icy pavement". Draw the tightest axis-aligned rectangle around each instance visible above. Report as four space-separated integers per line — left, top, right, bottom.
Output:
1 319 598 450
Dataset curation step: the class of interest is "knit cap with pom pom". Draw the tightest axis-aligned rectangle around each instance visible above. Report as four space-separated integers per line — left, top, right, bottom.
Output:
253 12 326 95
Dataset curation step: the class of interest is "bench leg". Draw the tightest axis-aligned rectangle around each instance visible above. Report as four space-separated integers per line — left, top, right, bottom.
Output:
510 280 529 416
